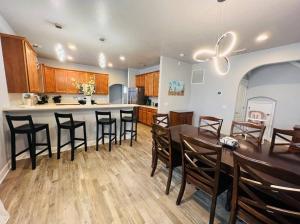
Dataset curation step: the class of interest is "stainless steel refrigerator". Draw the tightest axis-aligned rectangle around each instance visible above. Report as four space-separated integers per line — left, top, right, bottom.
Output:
128 87 146 104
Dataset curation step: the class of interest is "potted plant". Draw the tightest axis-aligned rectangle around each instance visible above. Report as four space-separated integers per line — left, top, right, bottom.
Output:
73 79 95 105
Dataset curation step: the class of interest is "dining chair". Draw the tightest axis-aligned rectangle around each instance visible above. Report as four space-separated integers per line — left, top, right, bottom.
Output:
270 128 300 153
177 134 231 224
229 151 300 224
151 124 180 194
153 113 169 127
198 116 223 138
230 121 266 148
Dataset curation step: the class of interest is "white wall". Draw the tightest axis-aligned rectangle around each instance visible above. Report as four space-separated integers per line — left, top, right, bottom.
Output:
190 42 300 134
128 68 139 88
0 14 15 179
246 62 300 129
158 56 192 113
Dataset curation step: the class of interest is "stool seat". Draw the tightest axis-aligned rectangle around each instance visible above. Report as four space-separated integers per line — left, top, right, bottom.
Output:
121 116 137 122
60 120 85 128
98 118 116 124
14 123 48 133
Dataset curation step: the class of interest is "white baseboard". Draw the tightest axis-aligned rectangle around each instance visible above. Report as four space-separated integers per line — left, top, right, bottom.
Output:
0 162 10 185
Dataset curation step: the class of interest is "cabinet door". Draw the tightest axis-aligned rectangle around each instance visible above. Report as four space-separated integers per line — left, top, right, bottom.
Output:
25 42 40 93
138 107 143 122
95 74 109 95
140 74 145 87
142 108 147 124
55 69 68 93
144 74 149 96
146 109 153 126
153 72 159 97
66 70 80 93
43 66 56 93
135 75 140 87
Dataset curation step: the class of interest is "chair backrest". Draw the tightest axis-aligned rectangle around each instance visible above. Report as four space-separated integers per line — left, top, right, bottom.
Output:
152 124 172 161
230 151 300 224
230 121 266 148
153 113 169 128
270 128 296 153
6 115 34 131
120 110 134 120
199 116 223 138
95 111 112 121
54 112 74 127
180 134 222 194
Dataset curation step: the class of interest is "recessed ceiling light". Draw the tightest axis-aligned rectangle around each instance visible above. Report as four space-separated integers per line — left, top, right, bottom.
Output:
120 56 125 61
67 56 73 61
55 43 65 62
256 33 269 42
68 44 77 51
108 62 113 68
179 53 185 57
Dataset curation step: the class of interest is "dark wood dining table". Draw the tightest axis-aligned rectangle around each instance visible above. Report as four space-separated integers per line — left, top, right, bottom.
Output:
170 124 300 177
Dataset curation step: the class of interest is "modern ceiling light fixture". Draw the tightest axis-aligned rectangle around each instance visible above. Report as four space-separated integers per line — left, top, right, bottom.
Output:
55 43 65 62
67 55 73 61
193 0 237 76
98 52 106 68
256 33 269 43
108 62 113 68
68 43 77 51
119 56 125 61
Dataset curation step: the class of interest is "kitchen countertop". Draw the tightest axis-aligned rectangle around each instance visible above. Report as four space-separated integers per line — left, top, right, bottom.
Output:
137 105 158 110
2 103 138 112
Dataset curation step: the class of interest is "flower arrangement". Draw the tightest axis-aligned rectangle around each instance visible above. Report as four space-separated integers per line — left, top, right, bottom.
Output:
73 79 95 96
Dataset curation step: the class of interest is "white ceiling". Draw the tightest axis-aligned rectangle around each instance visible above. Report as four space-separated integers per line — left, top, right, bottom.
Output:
1 0 300 69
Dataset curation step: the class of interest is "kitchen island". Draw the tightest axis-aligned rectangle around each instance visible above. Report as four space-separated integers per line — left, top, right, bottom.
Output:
2 104 138 158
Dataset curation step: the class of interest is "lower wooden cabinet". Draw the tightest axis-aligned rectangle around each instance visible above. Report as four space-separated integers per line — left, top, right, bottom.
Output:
137 106 157 126
170 111 194 126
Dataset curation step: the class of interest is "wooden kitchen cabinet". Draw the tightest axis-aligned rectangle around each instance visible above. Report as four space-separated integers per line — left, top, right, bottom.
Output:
54 68 68 93
42 65 56 93
138 106 157 126
170 111 194 126
95 74 109 95
66 70 80 93
0 33 41 93
136 71 159 97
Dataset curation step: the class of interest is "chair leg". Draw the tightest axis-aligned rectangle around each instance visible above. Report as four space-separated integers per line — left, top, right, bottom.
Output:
176 174 187 205
150 152 158 177
123 122 126 140
135 121 137 141
119 121 122 145
30 132 37 170
130 121 133 147
114 121 117 144
46 126 52 158
83 124 87 151
101 124 104 145
11 133 16 170
166 165 173 195
109 123 112 152
70 129 75 161
57 128 61 160
209 193 218 224
96 123 99 151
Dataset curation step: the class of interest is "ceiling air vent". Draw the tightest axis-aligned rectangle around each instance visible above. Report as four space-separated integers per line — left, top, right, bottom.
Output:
191 69 205 84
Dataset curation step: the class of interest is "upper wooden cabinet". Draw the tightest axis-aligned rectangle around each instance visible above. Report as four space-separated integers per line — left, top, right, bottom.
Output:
95 74 109 95
54 68 68 93
42 65 56 93
0 33 42 93
136 71 159 97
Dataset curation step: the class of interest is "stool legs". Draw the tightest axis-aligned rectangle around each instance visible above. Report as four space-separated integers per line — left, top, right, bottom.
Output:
29 133 37 170
57 128 61 159
46 126 52 158
109 123 112 152
114 121 117 144
10 133 16 170
130 122 133 147
83 124 87 151
119 121 122 145
70 129 75 161
96 123 99 151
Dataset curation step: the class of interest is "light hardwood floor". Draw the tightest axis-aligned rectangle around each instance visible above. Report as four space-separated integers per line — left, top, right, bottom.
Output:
0 124 229 224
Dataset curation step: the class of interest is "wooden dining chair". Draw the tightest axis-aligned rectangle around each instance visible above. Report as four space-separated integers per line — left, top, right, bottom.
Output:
270 128 299 153
177 134 231 224
229 151 300 224
199 116 223 138
230 121 266 148
151 124 178 195
153 113 169 127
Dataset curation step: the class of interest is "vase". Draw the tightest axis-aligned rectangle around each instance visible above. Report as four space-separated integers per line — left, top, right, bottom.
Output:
85 95 92 105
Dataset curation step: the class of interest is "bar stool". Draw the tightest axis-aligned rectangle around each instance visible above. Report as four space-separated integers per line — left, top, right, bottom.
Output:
54 113 87 161
6 115 52 170
95 111 117 151
119 109 138 146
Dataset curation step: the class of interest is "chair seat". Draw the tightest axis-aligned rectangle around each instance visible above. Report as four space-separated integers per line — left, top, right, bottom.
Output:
121 116 137 122
60 121 85 128
15 123 48 133
98 118 116 124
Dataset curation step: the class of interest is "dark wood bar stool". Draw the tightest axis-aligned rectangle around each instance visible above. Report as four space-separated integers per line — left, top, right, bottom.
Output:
119 109 137 146
54 112 87 161
95 111 117 151
6 115 52 170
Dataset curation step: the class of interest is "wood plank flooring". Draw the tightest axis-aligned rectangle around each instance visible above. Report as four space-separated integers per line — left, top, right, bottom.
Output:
0 124 229 224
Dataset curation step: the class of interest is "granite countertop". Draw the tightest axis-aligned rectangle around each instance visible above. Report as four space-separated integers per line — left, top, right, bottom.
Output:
2 103 138 112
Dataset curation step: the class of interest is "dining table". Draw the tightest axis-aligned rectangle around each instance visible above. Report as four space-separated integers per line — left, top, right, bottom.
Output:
169 124 300 209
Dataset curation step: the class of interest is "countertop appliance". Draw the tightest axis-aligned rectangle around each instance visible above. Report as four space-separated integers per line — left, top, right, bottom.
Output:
128 87 147 105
